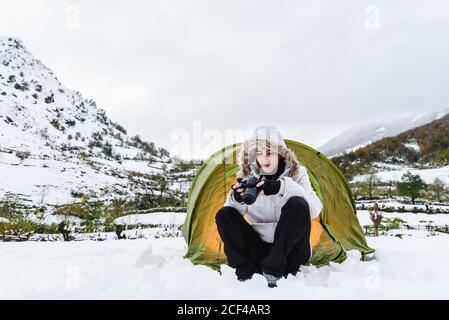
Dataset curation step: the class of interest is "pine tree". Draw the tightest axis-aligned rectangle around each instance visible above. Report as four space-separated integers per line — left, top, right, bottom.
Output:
396 171 427 204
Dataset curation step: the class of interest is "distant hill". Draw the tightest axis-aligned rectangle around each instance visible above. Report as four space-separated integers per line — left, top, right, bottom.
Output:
331 114 449 180
318 109 449 157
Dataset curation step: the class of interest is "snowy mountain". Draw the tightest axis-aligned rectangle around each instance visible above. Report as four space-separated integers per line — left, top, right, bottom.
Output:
318 108 449 157
0 37 191 209
331 113 449 188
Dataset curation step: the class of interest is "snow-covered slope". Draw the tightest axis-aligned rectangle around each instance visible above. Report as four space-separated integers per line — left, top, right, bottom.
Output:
319 109 449 157
0 37 187 207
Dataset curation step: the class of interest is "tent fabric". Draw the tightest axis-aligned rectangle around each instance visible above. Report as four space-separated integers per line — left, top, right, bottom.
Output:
183 139 374 270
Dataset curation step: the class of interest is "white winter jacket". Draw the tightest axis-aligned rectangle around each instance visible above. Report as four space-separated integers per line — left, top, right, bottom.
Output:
224 163 323 244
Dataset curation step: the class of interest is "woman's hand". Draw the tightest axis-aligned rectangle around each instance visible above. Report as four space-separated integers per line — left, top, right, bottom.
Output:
256 180 266 196
231 182 246 203
232 182 245 195
256 179 281 196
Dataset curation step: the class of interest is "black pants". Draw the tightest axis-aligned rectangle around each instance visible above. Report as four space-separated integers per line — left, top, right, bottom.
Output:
215 196 312 279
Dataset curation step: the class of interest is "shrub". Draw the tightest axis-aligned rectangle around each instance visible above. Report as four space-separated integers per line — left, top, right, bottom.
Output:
15 151 30 161
58 221 73 241
112 122 127 135
102 141 113 158
50 119 60 130
65 119 76 127
45 93 54 104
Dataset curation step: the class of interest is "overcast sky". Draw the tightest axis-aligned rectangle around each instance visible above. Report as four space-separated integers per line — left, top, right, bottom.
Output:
1 0 449 159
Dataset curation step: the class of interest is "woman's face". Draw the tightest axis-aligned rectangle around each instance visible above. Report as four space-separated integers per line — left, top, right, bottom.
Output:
256 147 279 175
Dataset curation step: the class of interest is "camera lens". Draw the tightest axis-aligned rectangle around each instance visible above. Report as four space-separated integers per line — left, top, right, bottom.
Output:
243 186 258 205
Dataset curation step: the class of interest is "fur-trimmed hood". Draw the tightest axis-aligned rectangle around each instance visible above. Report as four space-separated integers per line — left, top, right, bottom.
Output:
237 126 300 179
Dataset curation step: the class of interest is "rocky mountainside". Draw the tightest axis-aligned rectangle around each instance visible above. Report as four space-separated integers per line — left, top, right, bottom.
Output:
0 37 195 211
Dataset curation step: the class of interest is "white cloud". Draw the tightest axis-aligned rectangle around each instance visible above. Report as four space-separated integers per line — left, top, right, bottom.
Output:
1 0 449 159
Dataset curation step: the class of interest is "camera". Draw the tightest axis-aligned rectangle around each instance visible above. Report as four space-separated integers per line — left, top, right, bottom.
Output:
237 175 264 205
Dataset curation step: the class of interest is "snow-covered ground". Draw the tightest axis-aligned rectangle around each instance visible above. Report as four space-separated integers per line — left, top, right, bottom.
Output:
352 164 449 186
357 210 449 226
115 212 187 226
1 210 449 299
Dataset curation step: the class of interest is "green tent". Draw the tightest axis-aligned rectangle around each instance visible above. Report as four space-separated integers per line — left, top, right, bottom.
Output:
183 139 374 270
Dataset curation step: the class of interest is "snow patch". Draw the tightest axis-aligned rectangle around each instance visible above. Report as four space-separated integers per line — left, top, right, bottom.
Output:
403 141 420 152
134 245 166 268
353 165 449 186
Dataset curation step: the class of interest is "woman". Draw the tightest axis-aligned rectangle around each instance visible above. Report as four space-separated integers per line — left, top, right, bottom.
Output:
215 126 323 288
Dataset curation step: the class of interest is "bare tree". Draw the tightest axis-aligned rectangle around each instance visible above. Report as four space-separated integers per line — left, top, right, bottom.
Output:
359 170 381 199
369 202 383 236
429 178 447 203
